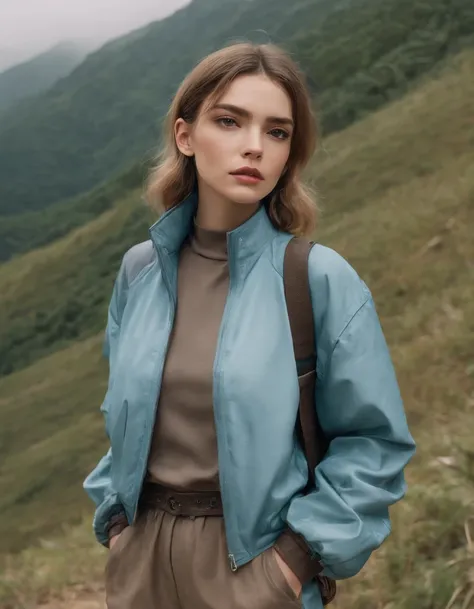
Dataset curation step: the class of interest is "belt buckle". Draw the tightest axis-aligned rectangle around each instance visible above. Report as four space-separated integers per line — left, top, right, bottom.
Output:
168 497 181 513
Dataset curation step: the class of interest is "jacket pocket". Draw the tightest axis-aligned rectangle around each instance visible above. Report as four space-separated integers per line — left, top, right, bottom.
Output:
262 547 302 605
105 524 132 582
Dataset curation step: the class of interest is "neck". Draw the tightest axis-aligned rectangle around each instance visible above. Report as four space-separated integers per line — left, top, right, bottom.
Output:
195 181 260 232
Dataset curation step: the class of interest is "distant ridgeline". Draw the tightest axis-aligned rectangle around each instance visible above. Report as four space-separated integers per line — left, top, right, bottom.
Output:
0 41 88 114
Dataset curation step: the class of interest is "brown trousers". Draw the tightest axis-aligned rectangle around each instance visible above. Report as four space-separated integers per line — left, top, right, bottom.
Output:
106 509 302 609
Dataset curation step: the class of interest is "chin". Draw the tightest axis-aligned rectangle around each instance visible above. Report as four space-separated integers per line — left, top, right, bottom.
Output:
223 185 269 207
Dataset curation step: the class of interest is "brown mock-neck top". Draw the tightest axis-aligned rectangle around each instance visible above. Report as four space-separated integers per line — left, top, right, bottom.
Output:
147 223 229 490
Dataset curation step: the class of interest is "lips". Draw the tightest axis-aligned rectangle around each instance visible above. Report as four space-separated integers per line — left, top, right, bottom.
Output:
229 166 264 180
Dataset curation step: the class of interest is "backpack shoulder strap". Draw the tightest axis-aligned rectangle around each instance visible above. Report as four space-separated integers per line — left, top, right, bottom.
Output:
284 238 337 606
284 237 327 488
283 237 316 376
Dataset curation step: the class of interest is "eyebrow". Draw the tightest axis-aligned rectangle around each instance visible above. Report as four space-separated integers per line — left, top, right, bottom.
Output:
211 103 294 128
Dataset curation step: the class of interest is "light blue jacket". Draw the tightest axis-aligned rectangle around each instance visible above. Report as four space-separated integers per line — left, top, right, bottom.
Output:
84 192 415 608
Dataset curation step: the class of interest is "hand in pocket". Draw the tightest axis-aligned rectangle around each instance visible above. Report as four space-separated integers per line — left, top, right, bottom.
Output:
109 530 124 551
273 549 302 598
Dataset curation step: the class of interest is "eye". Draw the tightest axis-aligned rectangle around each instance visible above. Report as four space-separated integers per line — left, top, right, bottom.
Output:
216 116 238 128
269 128 290 140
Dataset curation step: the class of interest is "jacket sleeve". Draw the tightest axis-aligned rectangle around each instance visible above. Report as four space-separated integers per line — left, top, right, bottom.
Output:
285 291 416 580
83 254 130 546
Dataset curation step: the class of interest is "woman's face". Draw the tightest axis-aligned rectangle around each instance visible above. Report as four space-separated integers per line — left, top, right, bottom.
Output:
175 74 293 207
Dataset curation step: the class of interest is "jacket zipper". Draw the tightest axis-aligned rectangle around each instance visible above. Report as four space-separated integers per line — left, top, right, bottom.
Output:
213 237 240 572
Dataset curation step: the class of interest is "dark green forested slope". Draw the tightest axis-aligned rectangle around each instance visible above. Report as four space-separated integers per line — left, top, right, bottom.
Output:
0 0 472 215
0 163 147 262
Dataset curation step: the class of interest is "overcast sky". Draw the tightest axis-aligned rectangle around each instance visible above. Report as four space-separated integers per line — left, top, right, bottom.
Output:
0 0 189 69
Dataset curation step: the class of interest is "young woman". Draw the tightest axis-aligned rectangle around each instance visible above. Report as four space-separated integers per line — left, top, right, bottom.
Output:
84 43 415 609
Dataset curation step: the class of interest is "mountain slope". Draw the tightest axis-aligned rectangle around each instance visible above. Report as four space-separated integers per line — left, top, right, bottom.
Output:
0 162 147 263
0 335 108 555
0 190 151 377
0 42 88 114
2 45 473 379
0 46 32 73
0 49 473 608
0 0 472 215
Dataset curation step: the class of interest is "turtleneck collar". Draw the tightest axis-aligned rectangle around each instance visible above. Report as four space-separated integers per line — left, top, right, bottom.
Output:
190 222 228 261
149 191 280 270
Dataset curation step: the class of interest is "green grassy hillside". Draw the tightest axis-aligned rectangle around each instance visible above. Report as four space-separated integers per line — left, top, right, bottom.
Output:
0 0 472 215
0 189 151 377
0 48 473 609
0 336 107 555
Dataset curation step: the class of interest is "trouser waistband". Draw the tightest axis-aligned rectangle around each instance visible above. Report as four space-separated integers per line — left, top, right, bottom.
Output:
139 482 224 517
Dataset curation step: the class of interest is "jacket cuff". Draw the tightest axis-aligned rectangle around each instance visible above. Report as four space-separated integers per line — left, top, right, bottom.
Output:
274 529 323 585
106 513 129 547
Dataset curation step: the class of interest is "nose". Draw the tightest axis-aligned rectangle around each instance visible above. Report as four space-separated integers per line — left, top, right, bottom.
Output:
242 128 263 160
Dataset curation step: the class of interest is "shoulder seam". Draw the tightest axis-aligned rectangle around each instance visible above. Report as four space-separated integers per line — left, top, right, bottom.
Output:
269 234 287 278
331 295 372 356
122 241 156 288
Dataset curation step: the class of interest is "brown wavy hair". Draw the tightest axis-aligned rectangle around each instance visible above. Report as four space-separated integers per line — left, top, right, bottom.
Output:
146 42 318 236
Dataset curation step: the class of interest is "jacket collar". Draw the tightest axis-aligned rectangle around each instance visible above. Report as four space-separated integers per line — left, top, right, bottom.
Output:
149 191 280 265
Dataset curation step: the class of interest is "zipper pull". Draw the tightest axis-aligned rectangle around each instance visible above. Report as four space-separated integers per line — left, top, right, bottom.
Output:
228 553 238 572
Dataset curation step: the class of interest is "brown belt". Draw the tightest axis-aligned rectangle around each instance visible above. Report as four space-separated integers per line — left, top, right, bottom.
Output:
139 482 224 517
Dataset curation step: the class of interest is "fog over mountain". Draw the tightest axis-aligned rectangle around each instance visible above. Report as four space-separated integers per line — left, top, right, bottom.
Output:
0 0 189 71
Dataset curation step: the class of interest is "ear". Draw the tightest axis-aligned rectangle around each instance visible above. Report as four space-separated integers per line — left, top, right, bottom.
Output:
174 118 194 157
